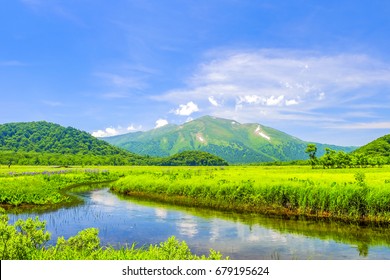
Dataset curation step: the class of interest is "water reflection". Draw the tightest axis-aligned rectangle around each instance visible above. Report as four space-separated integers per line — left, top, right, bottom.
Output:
7 186 390 259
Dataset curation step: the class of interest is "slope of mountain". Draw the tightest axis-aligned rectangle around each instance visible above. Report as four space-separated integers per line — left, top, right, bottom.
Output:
102 116 357 163
0 121 229 166
353 134 390 157
0 121 132 156
0 121 149 165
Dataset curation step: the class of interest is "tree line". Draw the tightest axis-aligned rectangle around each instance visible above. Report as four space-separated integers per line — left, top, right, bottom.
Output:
305 143 388 168
0 150 228 167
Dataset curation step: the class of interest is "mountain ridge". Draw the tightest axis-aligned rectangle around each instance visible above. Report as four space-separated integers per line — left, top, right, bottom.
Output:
353 134 390 157
0 120 229 166
102 115 357 163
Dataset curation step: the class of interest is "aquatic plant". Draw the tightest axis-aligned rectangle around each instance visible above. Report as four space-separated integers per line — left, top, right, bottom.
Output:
0 210 224 260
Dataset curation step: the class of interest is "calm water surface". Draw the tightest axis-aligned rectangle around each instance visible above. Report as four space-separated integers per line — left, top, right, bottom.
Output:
8 185 390 259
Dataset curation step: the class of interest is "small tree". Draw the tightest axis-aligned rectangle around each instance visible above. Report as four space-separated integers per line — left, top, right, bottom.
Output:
305 144 318 168
321 148 337 168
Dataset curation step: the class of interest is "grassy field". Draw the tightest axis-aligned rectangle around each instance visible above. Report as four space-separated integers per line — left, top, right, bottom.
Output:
1 164 390 259
0 166 119 207
110 165 390 223
1 165 390 222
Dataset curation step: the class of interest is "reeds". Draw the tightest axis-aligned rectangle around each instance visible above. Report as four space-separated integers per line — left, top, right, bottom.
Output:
0 169 118 206
111 166 390 223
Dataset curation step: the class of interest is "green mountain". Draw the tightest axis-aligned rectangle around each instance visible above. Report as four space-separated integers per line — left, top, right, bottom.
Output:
0 121 229 166
102 115 357 163
0 121 133 155
353 134 390 157
0 121 147 165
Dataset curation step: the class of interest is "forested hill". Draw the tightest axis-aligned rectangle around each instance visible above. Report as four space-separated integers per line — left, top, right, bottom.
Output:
102 115 357 164
0 121 151 165
0 121 229 166
353 134 390 157
0 121 132 156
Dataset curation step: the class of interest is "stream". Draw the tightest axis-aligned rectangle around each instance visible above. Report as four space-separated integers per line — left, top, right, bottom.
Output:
8 184 390 259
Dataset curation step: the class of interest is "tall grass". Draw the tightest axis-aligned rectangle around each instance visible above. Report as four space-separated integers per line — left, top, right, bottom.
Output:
111 166 390 223
0 209 224 260
0 169 118 206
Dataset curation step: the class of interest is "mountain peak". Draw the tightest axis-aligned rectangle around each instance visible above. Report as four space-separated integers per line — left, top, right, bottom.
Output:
102 115 356 163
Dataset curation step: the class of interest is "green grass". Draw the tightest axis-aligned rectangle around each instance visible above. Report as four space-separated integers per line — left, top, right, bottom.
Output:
2 165 390 223
0 166 119 206
110 165 390 223
0 210 224 260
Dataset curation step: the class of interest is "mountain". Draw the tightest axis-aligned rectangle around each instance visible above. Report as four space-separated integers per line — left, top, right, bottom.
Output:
0 121 133 155
0 121 148 165
102 115 357 163
353 134 390 157
0 121 229 166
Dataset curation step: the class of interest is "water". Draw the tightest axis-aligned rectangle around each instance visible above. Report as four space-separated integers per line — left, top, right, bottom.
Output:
8 185 390 259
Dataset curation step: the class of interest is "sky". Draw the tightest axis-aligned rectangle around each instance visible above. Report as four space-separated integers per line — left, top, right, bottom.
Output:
1 0 390 146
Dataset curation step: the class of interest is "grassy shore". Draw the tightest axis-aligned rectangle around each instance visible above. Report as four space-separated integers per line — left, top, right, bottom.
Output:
1 165 390 223
0 209 224 260
110 165 390 223
0 166 119 207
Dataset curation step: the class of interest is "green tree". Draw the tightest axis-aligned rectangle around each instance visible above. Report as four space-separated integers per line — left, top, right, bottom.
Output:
305 144 318 168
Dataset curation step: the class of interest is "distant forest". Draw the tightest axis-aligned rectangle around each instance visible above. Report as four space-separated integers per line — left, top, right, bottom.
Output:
0 122 228 166
0 121 388 167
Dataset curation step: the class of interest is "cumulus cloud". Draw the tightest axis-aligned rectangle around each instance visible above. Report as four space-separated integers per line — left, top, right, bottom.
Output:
91 127 119 137
285 99 299 106
92 123 142 137
173 101 199 116
155 119 169 128
127 124 142 131
208 96 219 106
237 95 285 106
266 95 284 106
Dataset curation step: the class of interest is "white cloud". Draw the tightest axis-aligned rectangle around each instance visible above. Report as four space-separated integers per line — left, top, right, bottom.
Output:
91 127 120 137
237 95 285 106
238 95 263 105
156 49 390 128
208 96 219 106
174 101 199 116
127 124 142 131
155 119 169 128
92 123 142 137
285 99 299 106
265 95 284 106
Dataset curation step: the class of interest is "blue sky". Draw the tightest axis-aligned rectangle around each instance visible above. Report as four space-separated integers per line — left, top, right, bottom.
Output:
1 0 390 146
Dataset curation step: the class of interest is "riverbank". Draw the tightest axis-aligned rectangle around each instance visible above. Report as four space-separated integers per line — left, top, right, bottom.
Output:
2 165 390 223
0 209 224 260
110 165 390 224
0 166 119 209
